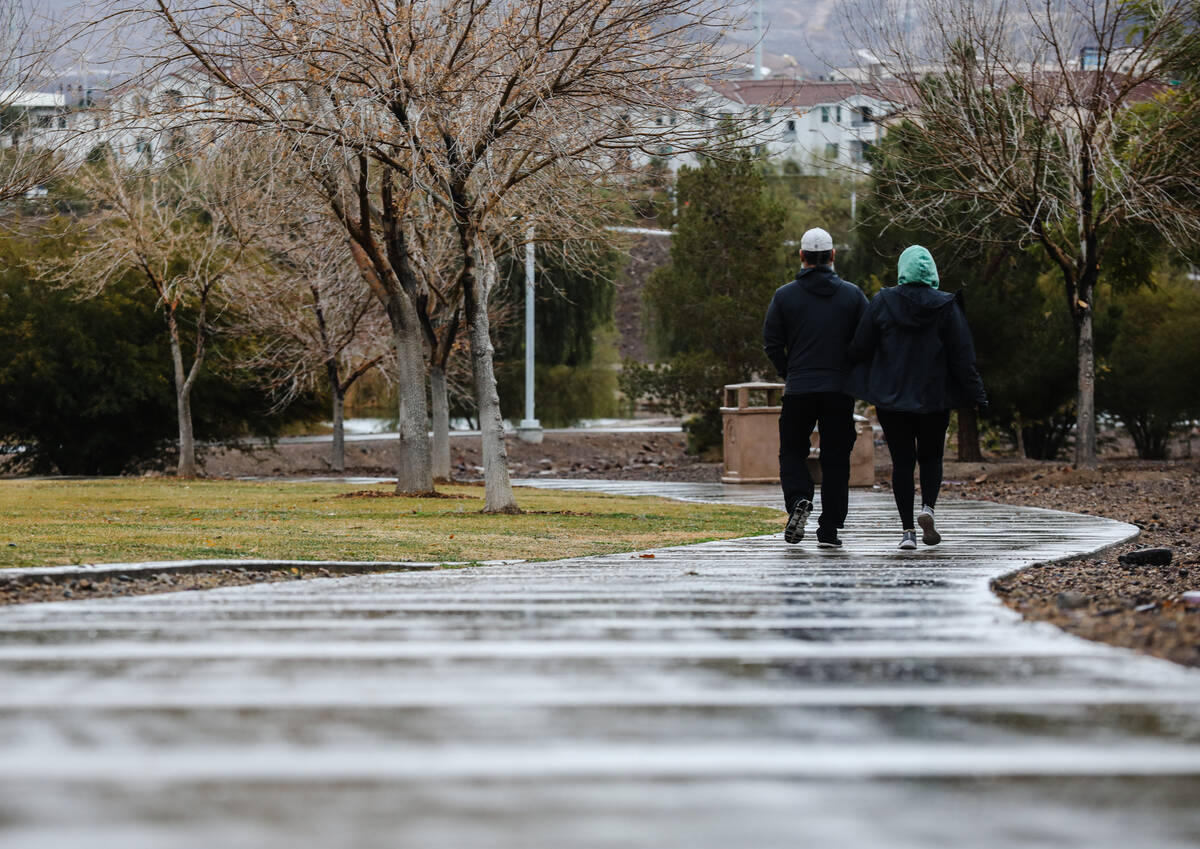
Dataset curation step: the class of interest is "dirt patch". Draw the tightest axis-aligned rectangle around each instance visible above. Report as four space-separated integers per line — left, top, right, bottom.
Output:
520 510 598 517
614 231 671 363
939 460 1200 668
202 429 722 483
333 489 472 499
0 567 326 607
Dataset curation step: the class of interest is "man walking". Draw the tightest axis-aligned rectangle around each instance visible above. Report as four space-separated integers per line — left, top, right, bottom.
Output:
763 228 868 547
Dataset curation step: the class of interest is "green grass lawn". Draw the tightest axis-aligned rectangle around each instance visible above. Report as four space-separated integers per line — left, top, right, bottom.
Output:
0 479 782 568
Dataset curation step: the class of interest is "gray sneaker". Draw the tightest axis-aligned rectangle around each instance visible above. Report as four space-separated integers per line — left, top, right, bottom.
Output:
918 506 941 545
784 499 813 544
898 530 918 550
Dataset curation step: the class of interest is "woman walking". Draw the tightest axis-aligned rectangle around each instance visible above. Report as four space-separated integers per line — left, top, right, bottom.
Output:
849 245 986 549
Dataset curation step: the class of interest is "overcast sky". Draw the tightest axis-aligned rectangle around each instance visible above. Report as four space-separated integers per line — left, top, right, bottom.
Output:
25 0 855 88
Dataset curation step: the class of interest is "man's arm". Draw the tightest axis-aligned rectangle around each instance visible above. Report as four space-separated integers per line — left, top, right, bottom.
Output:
762 293 788 379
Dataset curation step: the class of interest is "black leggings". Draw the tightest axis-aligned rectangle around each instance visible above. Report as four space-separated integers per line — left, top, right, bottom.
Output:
876 408 951 530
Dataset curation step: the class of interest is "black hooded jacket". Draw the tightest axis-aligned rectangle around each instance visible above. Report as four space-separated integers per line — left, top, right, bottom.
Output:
762 266 868 395
848 284 986 414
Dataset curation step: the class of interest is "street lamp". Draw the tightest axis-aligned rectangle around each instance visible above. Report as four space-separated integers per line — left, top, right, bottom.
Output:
517 226 543 444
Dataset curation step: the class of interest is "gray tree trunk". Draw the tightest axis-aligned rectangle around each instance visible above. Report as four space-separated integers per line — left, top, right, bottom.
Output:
430 363 451 481
330 387 346 473
956 407 982 462
469 241 518 513
167 313 197 478
1074 301 1098 468
392 302 434 494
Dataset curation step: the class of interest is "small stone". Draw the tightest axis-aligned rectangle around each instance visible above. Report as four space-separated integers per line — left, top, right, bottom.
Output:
1118 548 1173 567
1134 602 1159 613
1057 590 1090 610
1182 591 1200 607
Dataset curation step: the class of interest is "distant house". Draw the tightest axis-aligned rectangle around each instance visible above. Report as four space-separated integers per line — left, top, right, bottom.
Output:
0 90 69 149
646 78 904 173
73 68 223 166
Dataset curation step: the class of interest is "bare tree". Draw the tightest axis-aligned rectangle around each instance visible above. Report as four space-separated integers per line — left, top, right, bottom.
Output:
136 0 740 506
48 151 252 476
406 193 464 482
850 0 1200 468
228 199 391 473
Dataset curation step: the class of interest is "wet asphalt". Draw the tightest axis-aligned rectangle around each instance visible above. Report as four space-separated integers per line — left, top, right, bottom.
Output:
0 482 1197 849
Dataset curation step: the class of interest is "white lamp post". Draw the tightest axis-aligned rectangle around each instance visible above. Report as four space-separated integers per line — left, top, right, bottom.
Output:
517 226 543 443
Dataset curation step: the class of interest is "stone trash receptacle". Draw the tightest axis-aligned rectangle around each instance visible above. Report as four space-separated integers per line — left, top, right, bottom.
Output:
720 382 874 487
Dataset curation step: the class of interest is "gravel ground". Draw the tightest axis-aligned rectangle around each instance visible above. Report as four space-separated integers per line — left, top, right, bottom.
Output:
940 460 1200 668
200 430 724 482
0 566 322 607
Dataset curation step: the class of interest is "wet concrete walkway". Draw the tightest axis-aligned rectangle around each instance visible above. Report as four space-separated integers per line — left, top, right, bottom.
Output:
1 483 1198 848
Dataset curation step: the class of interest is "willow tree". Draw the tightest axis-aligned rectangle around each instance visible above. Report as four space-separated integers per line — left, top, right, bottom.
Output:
851 0 1200 467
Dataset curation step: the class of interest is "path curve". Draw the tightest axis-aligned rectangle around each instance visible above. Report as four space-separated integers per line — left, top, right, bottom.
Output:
0 483 1198 849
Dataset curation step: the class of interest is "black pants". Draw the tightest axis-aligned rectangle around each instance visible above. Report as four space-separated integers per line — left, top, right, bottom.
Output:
779 392 856 532
876 408 951 530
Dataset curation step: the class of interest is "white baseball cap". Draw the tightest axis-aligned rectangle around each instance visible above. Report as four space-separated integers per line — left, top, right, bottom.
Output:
800 227 834 252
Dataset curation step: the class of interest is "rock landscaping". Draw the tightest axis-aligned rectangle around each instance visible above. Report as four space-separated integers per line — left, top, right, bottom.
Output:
953 462 1200 668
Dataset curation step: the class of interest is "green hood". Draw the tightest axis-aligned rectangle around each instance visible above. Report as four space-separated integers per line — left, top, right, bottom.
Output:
897 245 940 289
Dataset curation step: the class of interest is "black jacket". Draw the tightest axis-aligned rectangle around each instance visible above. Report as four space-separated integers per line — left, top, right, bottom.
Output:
848 284 986 413
762 266 868 395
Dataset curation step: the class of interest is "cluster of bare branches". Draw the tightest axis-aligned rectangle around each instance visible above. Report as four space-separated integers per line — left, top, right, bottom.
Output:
48 148 258 475
847 0 1200 468
0 0 73 205
112 0 743 508
221 172 393 473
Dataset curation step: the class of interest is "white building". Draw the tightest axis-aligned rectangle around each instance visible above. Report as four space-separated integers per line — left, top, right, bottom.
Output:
1 68 227 169
67 68 225 167
651 78 903 173
0 90 69 150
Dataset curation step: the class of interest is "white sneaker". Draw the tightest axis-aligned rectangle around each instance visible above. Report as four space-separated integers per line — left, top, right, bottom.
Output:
898 530 917 550
918 506 941 545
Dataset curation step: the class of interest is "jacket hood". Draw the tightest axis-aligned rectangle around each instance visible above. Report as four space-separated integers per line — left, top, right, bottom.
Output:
796 265 839 297
880 282 956 329
897 245 940 289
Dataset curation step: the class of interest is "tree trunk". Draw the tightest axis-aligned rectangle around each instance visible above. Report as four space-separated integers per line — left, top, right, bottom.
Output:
330 386 346 473
166 312 197 477
430 362 451 482
956 407 982 462
340 239 434 493
392 307 434 494
466 240 519 513
1074 295 1098 469
1074 142 1099 470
